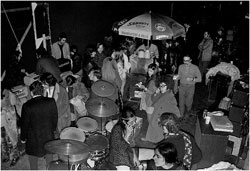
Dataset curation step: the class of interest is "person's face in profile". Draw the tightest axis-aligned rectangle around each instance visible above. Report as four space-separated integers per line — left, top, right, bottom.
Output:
153 148 165 167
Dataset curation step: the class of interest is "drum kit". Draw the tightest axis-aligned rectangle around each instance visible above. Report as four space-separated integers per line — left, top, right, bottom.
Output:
45 80 119 170
86 80 119 132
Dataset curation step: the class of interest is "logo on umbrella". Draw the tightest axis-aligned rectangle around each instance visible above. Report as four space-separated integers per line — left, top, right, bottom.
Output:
155 23 166 32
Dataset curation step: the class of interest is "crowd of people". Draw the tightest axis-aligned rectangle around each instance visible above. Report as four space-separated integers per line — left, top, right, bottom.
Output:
1 20 245 170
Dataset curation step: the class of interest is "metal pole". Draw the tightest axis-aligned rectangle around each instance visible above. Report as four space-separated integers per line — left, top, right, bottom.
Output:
31 3 38 49
45 3 52 54
0 7 31 13
19 22 32 47
42 34 47 50
171 2 174 17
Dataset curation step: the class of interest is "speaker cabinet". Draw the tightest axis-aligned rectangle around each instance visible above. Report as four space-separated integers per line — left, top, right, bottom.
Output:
231 89 249 108
228 105 246 123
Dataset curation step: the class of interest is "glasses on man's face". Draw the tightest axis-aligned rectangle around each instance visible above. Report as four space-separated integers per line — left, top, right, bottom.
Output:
159 84 166 88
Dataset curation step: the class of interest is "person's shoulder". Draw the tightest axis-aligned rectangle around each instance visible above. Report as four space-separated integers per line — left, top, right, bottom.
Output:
179 64 185 68
191 63 199 68
52 42 58 46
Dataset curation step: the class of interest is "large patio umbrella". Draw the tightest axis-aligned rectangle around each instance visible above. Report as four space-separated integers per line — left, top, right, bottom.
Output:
112 11 185 40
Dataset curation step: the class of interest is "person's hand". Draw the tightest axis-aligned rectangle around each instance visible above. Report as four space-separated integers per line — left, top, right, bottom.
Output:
139 84 146 90
133 154 140 167
18 141 26 155
154 88 160 95
186 77 193 81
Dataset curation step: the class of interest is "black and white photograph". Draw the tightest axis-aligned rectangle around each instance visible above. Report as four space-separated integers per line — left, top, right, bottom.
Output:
1 1 249 170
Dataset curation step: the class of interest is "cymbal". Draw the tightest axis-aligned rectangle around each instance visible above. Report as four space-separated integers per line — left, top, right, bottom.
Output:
44 139 90 155
91 80 115 97
86 97 118 117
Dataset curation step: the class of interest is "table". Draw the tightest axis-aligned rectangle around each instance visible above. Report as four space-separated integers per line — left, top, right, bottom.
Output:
194 114 232 169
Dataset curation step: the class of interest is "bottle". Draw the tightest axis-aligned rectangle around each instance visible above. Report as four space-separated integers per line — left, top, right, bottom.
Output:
203 109 208 118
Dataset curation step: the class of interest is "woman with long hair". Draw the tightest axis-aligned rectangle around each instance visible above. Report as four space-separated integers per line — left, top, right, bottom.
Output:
108 106 139 170
139 63 158 121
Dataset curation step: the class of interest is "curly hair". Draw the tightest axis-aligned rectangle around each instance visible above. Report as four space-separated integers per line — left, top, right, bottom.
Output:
155 75 174 89
158 112 180 134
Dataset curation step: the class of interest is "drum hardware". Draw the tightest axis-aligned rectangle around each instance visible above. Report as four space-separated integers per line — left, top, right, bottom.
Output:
45 139 90 170
76 116 98 136
91 80 115 97
85 134 109 162
86 97 118 132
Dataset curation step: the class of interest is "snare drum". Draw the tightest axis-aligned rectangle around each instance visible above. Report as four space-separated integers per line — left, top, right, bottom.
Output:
60 127 86 142
77 116 98 135
105 119 118 133
85 134 109 161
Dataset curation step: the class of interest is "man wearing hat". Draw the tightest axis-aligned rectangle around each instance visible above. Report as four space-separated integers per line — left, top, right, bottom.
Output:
174 56 201 118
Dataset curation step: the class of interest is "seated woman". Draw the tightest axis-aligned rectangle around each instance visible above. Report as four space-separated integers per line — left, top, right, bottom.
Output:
139 63 158 122
146 142 187 170
142 77 180 143
158 112 202 169
108 106 139 170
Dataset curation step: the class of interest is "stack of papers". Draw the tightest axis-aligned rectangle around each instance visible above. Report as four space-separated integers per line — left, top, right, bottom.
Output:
210 115 233 133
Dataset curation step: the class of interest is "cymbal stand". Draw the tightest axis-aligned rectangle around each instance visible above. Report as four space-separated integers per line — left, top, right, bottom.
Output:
67 155 70 170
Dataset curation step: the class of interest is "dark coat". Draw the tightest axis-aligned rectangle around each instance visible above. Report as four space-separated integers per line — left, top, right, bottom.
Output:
35 56 62 83
20 96 58 157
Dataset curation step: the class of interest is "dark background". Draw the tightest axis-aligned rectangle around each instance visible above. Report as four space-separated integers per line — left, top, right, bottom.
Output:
1 1 249 73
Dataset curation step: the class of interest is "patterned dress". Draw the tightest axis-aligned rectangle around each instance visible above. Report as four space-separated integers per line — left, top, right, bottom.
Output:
108 124 134 168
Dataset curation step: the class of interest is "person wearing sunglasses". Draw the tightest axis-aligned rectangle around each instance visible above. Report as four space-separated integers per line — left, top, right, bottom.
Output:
174 56 201 118
141 77 180 143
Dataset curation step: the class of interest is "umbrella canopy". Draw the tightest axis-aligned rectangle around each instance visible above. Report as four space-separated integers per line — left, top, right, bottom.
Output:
112 11 185 40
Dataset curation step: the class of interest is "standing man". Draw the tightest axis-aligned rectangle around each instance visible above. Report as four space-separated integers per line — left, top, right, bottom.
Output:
51 32 70 60
20 81 58 170
198 31 213 80
52 32 72 73
174 56 201 118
